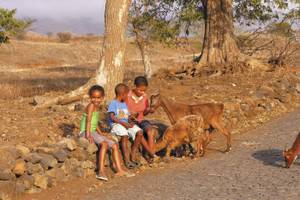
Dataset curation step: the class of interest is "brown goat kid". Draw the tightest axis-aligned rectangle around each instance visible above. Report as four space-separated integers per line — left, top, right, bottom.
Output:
283 132 300 168
150 93 231 152
155 115 209 159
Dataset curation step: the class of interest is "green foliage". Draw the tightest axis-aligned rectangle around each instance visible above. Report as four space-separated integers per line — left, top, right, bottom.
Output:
129 0 300 46
0 8 33 43
129 0 203 45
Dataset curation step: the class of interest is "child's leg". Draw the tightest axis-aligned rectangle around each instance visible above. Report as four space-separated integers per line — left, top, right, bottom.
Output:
111 144 127 174
130 131 143 162
121 136 130 163
98 142 108 176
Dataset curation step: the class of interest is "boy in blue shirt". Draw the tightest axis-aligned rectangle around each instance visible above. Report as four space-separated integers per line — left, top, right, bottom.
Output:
108 83 154 169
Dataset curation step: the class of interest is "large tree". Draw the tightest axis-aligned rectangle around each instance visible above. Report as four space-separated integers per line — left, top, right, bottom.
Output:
40 0 132 107
0 8 33 44
129 0 299 68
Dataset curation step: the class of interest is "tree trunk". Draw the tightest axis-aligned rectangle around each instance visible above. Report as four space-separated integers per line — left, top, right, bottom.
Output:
199 0 240 67
38 0 131 107
133 29 153 78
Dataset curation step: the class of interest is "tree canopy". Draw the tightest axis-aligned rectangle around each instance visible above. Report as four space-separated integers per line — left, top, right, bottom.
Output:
0 8 33 44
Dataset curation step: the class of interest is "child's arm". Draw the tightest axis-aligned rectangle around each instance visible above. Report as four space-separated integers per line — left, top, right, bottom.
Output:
143 99 155 116
85 104 95 144
96 126 116 141
109 112 133 129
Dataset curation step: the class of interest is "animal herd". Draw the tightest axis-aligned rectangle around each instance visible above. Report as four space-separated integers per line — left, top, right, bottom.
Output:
149 93 300 168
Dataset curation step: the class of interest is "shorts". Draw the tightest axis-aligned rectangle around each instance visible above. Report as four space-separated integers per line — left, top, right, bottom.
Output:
138 120 152 133
79 132 116 148
111 123 142 140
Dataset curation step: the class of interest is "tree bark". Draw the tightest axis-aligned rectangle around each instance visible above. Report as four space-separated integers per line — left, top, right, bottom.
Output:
133 29 153 78
199 0 240 67
38 0 132 107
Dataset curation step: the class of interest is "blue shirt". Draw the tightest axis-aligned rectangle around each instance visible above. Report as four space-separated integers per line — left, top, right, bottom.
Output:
108 99 130 127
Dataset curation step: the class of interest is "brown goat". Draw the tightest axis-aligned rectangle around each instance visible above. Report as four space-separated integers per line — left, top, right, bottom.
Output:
150 93 231 152
283 132 300 168
155 115 209 159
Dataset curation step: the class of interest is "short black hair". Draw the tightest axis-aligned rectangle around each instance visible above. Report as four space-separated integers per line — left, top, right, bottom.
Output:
134 76 148 87
88 85 105 97
115 83 128 96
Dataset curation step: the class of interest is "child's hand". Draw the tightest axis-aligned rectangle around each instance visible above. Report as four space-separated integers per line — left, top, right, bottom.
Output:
85 133 94 144
129 113 138 121
124 123 134 129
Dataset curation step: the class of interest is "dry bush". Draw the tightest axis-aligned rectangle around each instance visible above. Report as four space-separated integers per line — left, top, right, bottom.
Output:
57 32 72 43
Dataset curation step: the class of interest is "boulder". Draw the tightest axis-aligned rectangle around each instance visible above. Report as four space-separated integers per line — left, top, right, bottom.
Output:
87 143 98 155
36 147 56 154
16 145 30 156
0 147 18 170
18 174 34 191
70 148 88 161
15 181 26 194
255 86 276 99
81 161 95 169
0 169 15 181
32 96 48 106
61 158 80 176
295 83 300 93
26 163 44 175
77 137 89 149
24 153 42 164
13 159 26 176
33 174 49 189
46 167 66 182
57 138 77 151
52 149 68 163
39 154 58 169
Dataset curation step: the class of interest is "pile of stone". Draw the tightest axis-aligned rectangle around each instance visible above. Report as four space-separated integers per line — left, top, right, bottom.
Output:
0 137 98 196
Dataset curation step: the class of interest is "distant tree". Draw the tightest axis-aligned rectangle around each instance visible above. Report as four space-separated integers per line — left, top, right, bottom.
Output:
57 32 72 43
47 32 53 38
0 8 33 44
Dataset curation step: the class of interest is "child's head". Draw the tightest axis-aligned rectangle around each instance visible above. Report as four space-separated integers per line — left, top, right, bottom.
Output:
133 76 148 97
88 85 105 106
115 83 129 102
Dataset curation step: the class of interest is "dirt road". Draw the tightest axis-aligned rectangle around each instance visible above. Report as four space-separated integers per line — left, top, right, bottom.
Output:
83 110 300 200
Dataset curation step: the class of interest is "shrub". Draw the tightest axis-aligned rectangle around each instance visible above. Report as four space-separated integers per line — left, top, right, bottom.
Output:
57 32 72 43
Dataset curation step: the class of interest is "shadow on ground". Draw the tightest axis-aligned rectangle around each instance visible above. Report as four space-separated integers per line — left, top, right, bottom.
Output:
252 149 286 168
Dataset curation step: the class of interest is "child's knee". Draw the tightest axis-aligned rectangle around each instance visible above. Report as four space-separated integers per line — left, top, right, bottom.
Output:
101 141 109 148
112 143 118 150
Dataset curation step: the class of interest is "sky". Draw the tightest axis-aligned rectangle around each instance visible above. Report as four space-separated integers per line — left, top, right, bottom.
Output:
0 0 106 34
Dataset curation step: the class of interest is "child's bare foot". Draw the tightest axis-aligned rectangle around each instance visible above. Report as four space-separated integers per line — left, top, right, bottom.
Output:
115 170 135 178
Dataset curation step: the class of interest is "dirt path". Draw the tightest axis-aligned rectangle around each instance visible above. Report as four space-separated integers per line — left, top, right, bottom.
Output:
82 110 300 200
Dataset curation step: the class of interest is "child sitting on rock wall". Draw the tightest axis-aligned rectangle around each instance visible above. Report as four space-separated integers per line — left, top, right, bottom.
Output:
79 85 133 181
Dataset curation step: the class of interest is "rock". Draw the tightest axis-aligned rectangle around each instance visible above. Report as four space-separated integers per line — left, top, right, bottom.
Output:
0 146 19 170
33 174 49 189
77 137 89 149
0 193 11 200
39 154 58 169
36 147 56 154
32 96 48 106
255 86 275 99
16 145 30 156
26 187 42 194
26 163 44 175
13 159 26 176
0 169 15 181
81 161 95 169
70 148 88 161
15 181 26 194
74 103 85 112
61 158 80 176
74 168 94 178
24 153 42 164
46 167 66 180
52 149 68 163
87 143 98 155
295 83 300 93
18 174 34 190
58 138 77 151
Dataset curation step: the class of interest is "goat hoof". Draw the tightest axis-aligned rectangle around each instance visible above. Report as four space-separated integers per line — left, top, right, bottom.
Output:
224 147 231 153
